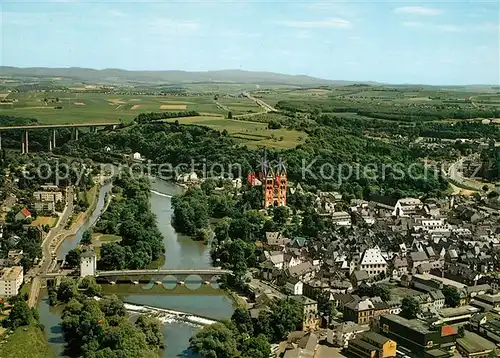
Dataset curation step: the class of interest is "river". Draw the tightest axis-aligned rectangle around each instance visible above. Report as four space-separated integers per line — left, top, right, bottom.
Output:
38 178 234 357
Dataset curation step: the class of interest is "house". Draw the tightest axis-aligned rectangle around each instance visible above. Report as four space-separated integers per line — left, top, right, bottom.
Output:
7 250 23 265
285 278 303 296
327 322 370 348
408 251 429 270
15 208 31 221
390 256 408 279
347 331 397 358
291 296 319 331
332 293 361 311
1 194 17 212
358 248 387 278
344 298 375 325
466 284 491 299
287 262 316 282
351 270 370 288
392 198 423 217
469 313 487 331
470 294 500 311
132 152 142 161
0 266 23 298
331 211 352 227
265 232 286 246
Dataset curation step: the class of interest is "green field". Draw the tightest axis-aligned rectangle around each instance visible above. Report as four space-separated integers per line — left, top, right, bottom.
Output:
165 116 306 149
0 92 230 124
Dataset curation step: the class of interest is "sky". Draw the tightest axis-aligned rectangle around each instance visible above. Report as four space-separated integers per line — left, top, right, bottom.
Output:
0 0 499 85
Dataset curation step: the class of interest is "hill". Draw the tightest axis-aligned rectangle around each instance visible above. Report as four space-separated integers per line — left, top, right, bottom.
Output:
0 67 373 86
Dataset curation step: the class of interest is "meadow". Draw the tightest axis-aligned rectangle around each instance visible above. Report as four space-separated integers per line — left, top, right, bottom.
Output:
164 116 306 149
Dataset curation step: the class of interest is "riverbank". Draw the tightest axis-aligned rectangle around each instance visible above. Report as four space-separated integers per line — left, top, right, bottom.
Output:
0 324 55 358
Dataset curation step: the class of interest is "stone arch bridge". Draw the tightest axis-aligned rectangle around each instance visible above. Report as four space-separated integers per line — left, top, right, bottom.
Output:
93 268 232 285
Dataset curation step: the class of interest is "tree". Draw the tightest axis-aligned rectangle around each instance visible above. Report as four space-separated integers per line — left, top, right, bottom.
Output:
231 307 254 336
135 315 164 348
272 206 289 225
240 334 271 358
268 298 303 342
79 276 102 297
65 248 82 268
227 111 233 119
189 323 238 358
5 298 32 329
400 297 421 319
81 229 93 246
57 278 78 303
443 286 461 308
99 295 126 317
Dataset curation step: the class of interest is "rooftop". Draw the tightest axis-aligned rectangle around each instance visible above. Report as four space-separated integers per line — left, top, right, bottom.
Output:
0 266 23 281
457 332 495 353
382 314 431 335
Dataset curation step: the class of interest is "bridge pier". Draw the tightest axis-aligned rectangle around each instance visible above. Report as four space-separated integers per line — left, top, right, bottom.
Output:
52 129 56 149
49 139 53 152
0 132 2 151
25 130 28 154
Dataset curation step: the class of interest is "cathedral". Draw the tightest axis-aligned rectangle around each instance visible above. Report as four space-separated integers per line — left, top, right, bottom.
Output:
247 157 287 209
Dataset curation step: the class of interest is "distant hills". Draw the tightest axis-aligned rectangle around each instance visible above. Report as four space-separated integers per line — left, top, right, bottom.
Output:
0 66 374 86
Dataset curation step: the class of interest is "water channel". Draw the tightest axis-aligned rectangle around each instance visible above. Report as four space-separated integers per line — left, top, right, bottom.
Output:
38 178 235 357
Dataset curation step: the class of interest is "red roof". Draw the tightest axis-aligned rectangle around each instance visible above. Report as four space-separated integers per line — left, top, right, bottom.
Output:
21 208 31 217
441 325 457 337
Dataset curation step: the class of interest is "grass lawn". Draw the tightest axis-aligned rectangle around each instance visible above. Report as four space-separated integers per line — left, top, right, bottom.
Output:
19 281 32 296
0 324 55 358
165 116 306 149
31 216 57 227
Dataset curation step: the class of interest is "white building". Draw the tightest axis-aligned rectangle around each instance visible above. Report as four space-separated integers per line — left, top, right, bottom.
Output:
392 198 423 217
0 266 23 298
33 191 63 202
358 248 387 277
285 279 303 296
132 152 142 161
80 249 97 277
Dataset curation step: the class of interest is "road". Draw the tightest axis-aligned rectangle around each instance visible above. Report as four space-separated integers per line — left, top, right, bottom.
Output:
27 187 74 307
242 92 277 113
0 122 119 131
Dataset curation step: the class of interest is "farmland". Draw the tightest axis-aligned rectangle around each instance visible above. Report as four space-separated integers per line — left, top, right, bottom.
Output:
0 92 263 124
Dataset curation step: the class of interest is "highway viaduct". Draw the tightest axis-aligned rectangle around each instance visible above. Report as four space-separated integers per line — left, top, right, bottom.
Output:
0 122 120 154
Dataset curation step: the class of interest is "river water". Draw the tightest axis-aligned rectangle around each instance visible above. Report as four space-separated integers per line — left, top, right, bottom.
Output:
38 178 234 357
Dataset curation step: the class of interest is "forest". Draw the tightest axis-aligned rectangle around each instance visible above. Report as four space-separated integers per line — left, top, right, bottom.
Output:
94 173 165 270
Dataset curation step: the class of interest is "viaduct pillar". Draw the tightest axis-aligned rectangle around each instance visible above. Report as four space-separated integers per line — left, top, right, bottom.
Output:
52 129 56 149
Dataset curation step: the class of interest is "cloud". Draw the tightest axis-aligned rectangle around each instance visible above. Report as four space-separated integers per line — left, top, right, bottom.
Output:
402 21 461 32
394 6 442 16
278 18 351 29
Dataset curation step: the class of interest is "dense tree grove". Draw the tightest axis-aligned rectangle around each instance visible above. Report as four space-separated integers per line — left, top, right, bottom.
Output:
61 294 163 357
95 174 164 270
134 111 199 124
190 298 300 357
57 112 449 199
